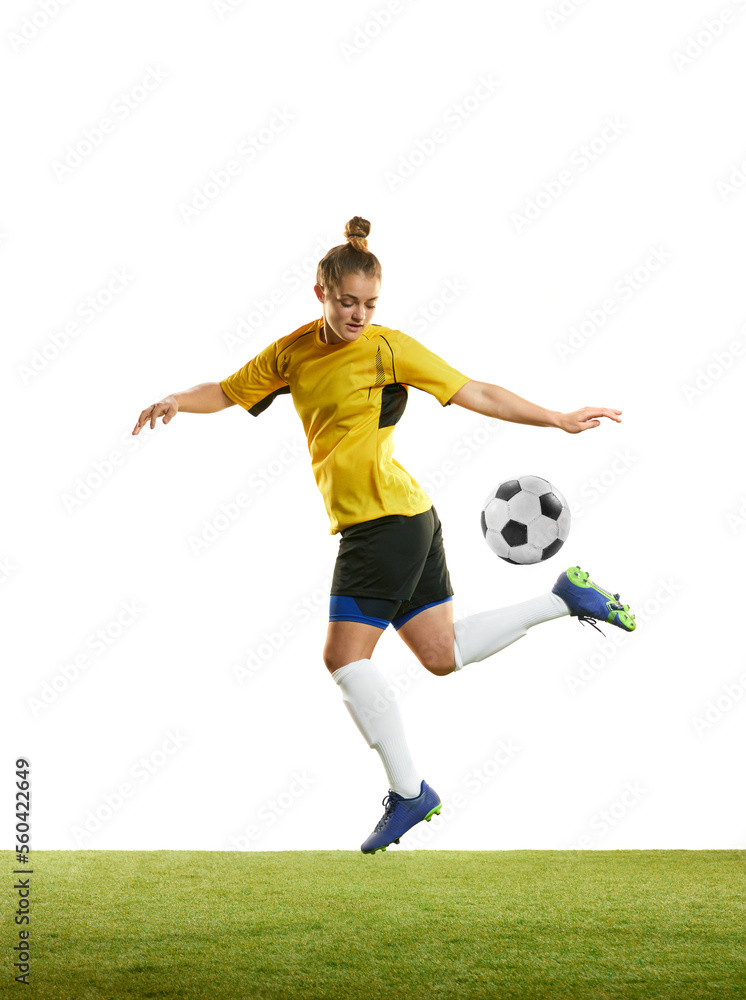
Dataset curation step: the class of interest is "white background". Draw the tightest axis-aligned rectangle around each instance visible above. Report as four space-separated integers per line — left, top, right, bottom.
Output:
2 0 745 852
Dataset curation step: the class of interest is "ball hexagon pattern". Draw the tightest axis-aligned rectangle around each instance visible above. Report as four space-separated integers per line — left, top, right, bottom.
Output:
481 475 571 564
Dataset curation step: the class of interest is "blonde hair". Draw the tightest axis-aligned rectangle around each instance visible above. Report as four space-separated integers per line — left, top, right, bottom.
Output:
316 216 382 291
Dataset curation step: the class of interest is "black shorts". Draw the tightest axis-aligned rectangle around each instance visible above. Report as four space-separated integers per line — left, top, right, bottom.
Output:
329 505 454 630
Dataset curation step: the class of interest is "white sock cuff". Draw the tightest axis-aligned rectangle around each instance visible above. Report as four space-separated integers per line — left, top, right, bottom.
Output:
331 658 372 686
453 637 464 671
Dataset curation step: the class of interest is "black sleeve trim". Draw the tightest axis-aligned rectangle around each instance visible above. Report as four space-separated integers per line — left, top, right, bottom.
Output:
408 384 453 406
249 385 291 417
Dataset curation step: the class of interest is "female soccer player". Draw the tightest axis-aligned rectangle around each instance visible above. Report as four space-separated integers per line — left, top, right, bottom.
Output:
132 216 635 854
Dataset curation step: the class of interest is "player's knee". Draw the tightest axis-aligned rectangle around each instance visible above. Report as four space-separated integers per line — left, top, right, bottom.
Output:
417 643 456 677
323 643 363 674
323 646 344 673
423 661 455 677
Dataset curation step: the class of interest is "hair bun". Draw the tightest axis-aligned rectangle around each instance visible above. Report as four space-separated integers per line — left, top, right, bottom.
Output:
345 216 371 245
316 216 382 290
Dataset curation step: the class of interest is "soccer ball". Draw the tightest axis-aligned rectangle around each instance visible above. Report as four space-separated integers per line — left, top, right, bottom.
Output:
481 475 571 565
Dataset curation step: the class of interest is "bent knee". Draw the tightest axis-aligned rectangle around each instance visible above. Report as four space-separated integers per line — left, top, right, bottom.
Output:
323 645 374 675
417 644 456 676
422 661 456 677
323 649 347 674
323 643 347 673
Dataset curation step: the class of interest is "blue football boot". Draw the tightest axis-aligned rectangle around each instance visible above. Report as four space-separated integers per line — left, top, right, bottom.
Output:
361 780 442 854
552 565 636 634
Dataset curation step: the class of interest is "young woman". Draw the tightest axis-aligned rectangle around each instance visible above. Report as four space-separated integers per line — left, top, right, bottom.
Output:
132 216 635 855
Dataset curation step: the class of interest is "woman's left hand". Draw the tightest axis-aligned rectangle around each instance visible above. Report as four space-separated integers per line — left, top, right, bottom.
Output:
558 407 622 433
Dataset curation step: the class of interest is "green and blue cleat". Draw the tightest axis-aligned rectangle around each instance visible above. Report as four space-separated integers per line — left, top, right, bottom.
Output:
361 780 442 854
552 565 636 634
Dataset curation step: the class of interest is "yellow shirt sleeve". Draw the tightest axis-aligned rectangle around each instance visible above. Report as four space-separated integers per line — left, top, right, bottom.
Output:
387 330 471 405
220 340 287 414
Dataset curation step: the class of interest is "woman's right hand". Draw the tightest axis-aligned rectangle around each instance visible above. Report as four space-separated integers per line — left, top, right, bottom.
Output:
132 395 178 435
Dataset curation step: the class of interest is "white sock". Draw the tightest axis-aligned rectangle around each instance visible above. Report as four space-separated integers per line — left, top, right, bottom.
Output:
453 592 569 669
332 658 422 799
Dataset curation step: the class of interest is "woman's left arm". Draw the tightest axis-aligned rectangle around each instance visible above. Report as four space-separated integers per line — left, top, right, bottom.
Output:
448 380 622 434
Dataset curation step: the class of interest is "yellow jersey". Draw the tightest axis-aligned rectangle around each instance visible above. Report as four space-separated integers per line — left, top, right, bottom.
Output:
220 318 471 534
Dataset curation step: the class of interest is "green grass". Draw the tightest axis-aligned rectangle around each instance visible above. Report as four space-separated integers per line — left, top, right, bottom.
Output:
2 851 745 999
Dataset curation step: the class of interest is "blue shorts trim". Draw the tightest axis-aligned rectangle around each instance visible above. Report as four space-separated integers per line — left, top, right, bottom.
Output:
329 594 453 631
391 596 452 631
329 595 391 630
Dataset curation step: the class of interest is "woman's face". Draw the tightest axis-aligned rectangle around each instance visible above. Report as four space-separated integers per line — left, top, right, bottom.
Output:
314 272 381 344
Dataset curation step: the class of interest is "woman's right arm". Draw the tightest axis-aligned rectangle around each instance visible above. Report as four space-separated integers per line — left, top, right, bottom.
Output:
132 382 235 435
